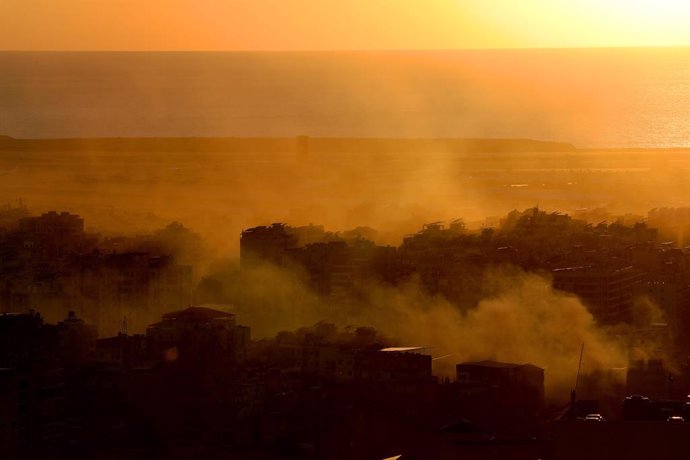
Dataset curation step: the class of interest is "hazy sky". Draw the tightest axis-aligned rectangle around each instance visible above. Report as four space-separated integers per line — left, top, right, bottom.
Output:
3 0 690 50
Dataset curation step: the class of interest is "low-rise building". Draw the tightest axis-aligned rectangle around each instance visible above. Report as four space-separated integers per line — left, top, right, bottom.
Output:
456 360 544 412
146 306 250 366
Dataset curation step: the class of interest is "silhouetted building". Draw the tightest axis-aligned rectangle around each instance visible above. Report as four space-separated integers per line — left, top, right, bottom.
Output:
0 212 193 335
94 333 148 370
456 360 544 412
275 340 432 385
0 311 67 448
0 368 19 455
240 223 297 267
70 251 193 335
146 306 250 366
627 359 674 400
56 310 97 369
17 211 89 263
357 347 432 383
19 211 83 235
513 208 572 236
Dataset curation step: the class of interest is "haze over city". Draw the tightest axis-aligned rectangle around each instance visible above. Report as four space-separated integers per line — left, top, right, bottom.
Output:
3 1 690 459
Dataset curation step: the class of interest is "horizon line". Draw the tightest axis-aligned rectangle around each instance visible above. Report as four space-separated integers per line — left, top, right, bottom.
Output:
4 134 690 150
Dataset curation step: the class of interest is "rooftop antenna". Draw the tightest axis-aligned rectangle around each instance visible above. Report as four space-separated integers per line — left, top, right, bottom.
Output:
122 315 128 335
571 342 585 417
575 342 585 391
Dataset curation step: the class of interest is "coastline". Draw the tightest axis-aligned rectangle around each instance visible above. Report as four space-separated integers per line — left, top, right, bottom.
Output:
0 135 576 153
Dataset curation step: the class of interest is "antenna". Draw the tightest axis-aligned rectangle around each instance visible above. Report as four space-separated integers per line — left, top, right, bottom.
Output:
122 315 128 335
575 342 584 391
569 342 585 418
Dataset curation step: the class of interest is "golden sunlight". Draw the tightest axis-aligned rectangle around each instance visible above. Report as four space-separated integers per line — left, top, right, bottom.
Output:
467 0 690 49
3 0 690 50
587 0 690 37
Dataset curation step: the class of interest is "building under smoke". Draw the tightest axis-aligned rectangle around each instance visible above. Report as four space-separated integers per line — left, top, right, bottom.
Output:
240 223 297 268
240 223 394 309
0 211 194 335
552 265 645 324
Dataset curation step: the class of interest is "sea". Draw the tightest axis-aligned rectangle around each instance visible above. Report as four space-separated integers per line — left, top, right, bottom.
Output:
1 48 690 148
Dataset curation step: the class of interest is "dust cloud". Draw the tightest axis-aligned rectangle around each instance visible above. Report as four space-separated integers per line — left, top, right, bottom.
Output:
355 269 626 395
195 259 627 399
194 259 326 336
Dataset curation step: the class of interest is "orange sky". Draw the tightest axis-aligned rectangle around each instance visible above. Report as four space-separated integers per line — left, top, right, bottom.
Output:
3 0 690 50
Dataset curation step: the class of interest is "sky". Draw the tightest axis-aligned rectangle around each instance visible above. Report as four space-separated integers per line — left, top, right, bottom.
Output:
3 0 690 50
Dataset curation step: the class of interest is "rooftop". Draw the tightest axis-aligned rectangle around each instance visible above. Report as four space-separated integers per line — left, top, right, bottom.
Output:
380 346 427 354
458 360 543 371
161 306 235 322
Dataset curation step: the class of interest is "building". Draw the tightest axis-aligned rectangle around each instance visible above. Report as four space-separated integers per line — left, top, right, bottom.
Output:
69 251 193 336
626 359 675 400
356 347 432 383
19 211 84 236
275 340 432 384
94 333 148 370
240 223 297 267
552 265 645 324
56 311 97 368
503 207 574 236
0 368 19 455
456 360 544 411
241 224 388 308
146 306 250 366
0 312 67 447
17 211 89 263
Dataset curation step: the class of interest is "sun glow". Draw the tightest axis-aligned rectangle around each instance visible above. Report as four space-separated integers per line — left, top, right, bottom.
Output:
3 0 690 50
589 0 690 40
595 0 690 22
468 0 690 49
